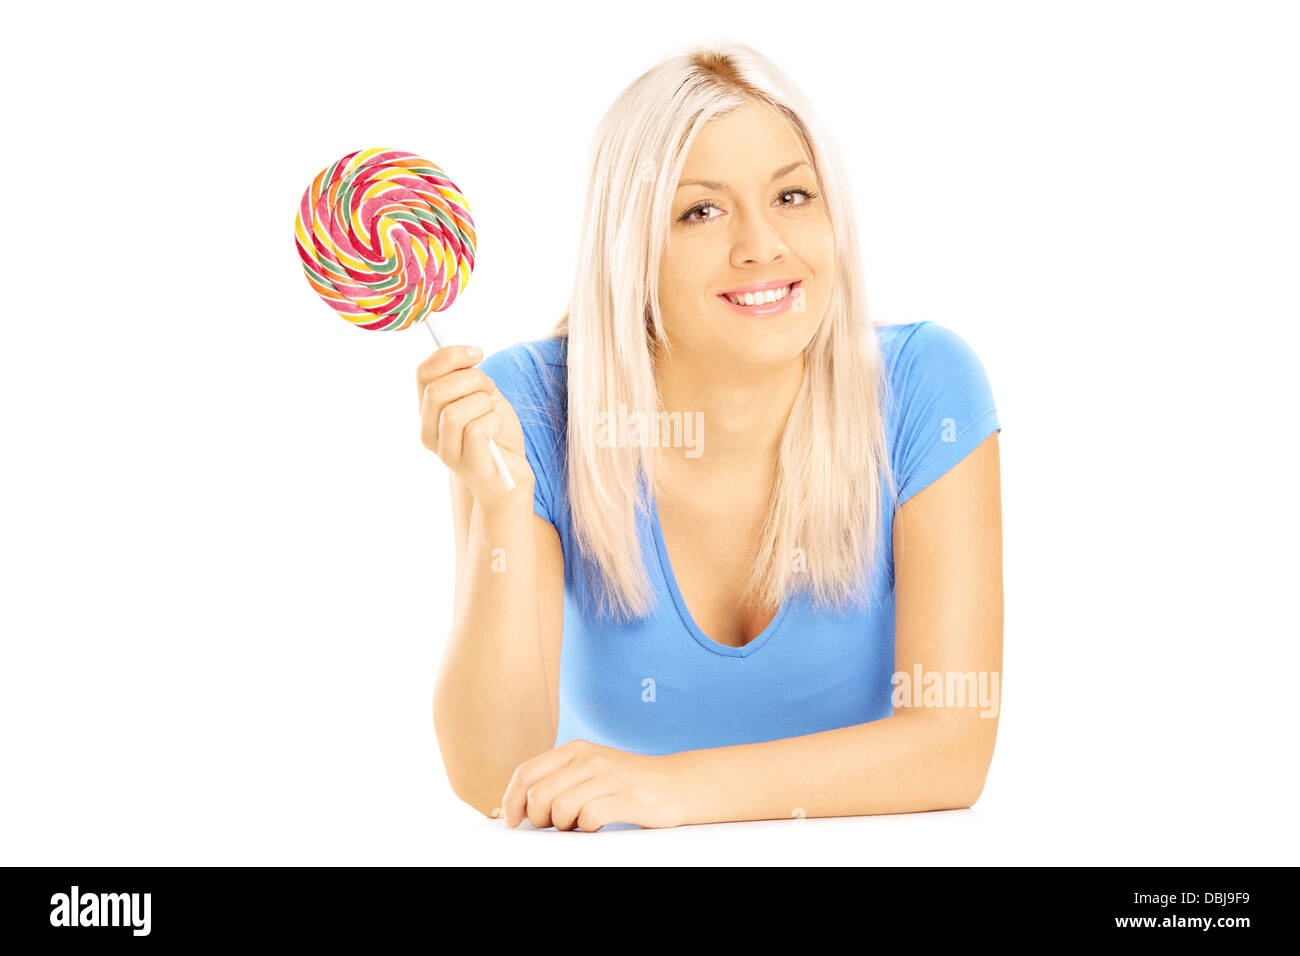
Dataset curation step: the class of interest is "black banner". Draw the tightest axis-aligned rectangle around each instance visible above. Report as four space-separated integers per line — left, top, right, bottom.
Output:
0 866 1286 942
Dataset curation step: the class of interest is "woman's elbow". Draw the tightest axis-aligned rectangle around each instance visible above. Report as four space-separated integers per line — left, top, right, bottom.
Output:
938 718 997 809
955 769 990 809
453 784 506 821
440 767 508 822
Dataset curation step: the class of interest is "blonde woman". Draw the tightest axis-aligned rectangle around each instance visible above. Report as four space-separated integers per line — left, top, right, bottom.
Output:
423 42 1002 831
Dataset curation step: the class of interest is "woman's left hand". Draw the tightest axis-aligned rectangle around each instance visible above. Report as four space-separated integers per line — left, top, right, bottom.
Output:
501 739 694 831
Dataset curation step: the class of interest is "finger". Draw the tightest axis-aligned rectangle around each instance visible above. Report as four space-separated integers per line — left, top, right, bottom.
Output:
421 368 499 452
502 740 589 828
459 411 507 480
523 761 603 831
576 794 632 833
433 391 496 463
415 345 484 403
418 365 498 418
546 776 620 832
481 394 523 458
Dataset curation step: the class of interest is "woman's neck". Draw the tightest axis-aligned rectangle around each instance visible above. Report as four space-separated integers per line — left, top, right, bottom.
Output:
654 347 804 474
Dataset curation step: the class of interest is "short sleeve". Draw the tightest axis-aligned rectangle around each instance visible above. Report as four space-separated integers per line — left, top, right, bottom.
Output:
476 342 565 527
887 322 1000 506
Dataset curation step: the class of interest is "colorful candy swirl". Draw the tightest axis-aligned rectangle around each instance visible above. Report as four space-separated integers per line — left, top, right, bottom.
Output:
294 148 476 331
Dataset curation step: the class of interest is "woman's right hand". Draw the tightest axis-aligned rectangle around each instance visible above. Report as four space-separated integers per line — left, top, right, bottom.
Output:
417 345 535 513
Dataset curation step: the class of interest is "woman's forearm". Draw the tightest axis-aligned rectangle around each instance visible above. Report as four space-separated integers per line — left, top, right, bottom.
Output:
433 493 554 817
669 707 997 825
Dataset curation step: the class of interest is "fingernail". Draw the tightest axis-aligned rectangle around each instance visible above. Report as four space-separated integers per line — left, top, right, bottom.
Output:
469 346 482 359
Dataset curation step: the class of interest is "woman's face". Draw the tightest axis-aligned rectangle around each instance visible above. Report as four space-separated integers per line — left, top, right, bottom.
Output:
659 101 833 368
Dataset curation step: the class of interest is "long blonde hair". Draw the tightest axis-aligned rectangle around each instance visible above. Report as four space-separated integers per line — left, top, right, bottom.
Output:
542 41 895 623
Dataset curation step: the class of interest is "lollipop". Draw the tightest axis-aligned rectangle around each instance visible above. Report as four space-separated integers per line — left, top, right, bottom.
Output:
294 147 514 490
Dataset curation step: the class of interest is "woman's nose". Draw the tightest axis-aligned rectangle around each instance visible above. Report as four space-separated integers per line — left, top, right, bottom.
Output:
729 206 789 264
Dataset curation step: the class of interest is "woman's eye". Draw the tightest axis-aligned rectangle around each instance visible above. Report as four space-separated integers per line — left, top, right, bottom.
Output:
683 202 720 222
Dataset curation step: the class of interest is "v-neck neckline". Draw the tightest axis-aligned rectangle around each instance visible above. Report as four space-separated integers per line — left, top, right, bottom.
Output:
649 493 792 659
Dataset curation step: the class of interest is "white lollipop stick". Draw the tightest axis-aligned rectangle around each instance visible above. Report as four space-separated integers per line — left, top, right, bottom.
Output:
423 320 516 491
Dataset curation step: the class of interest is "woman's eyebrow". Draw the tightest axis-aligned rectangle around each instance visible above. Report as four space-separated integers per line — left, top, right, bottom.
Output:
676 160 810 192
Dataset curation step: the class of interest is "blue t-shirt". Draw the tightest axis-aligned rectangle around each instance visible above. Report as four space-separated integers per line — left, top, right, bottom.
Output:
476 321 1000 756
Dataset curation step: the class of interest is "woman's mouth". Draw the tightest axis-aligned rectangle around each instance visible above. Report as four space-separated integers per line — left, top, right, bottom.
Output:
716 280 801 317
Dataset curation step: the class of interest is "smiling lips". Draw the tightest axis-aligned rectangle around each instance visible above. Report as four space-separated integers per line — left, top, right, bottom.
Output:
717 279 801 316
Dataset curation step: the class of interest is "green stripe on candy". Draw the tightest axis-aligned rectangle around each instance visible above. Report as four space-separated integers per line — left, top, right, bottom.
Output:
301 261 331 286
422 203 473 251
360 273 403 292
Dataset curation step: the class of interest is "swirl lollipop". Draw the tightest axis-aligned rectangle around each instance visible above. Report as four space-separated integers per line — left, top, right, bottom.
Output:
294 147 514 490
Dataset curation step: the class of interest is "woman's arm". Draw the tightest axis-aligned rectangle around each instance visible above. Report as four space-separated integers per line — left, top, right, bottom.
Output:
433 470 566 818
500 433 1001 829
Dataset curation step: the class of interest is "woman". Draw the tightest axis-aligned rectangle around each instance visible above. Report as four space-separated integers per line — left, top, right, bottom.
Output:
423 42 1002 831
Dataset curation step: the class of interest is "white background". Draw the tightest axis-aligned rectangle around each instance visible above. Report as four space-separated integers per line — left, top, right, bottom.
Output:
2 0 1296 865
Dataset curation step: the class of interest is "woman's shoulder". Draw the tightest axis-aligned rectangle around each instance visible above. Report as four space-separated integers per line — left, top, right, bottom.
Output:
873 320 1000 504
478 334 568 380
477 335 569 412
477 334 568 459
875 320 995 408
875 320 985 377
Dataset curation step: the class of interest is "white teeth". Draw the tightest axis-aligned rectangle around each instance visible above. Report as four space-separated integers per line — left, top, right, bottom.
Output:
726 283 793 306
